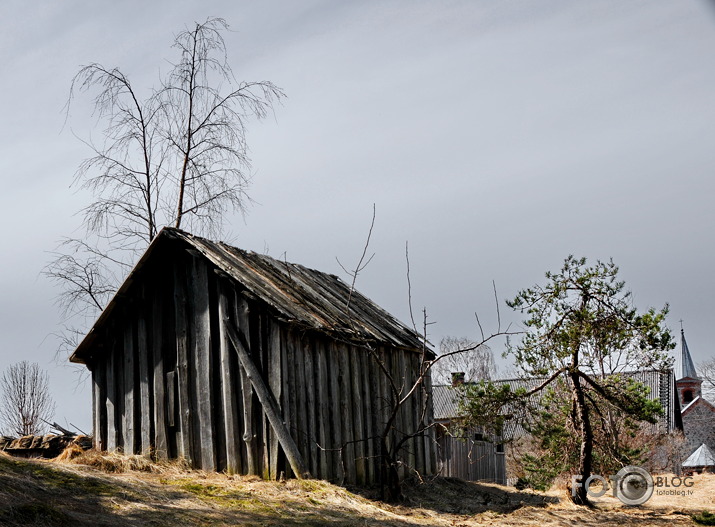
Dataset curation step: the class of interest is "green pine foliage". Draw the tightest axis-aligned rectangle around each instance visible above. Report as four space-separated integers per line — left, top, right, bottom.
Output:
457 256 674 504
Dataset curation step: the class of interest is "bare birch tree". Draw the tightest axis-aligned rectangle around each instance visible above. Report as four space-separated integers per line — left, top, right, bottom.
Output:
430 336 496 385
45 17 284 345
0 362 56 437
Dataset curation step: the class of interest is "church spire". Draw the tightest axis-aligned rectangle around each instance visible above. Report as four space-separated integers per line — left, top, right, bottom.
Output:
680 328 699 380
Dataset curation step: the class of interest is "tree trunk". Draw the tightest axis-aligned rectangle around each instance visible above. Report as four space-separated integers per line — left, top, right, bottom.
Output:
571 371 593 506
380 437 402 502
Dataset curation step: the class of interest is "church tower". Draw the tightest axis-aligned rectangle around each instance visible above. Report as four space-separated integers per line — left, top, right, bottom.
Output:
676 328 702 407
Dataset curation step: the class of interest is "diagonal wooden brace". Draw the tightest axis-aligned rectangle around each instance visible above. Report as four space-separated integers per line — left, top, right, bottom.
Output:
223 317 309 479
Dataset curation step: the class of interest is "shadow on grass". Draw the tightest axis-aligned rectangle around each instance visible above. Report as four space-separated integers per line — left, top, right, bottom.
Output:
350 476 559 516
0 456 440 526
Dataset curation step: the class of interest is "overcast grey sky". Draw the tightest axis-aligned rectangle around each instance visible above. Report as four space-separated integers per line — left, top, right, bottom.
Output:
1 0 714 433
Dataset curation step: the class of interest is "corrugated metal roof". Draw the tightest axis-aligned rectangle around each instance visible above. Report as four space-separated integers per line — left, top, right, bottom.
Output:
71 227 427 363
432 385 458 420
430 369 679 434
683 443 715 468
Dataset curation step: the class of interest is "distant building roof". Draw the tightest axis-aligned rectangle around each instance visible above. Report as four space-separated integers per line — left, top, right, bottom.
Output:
431 369 681 435
432 385 458 420
71 228 427 364
683 443 715 468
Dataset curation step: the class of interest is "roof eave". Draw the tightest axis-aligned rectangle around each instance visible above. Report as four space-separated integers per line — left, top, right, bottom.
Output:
69 228 175 365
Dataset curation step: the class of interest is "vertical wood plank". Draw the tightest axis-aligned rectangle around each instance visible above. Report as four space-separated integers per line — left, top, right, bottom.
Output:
268 320 282 480
138 308 152 457
256 313 268 479
166 372 176 427
285 333 299 479
237 294 257 475
413 354 425 476
123 321 136 455
315 339 329 480
218 284 241 474
390 349 409 478
328 342 343 483
152 286 168 460
424 368 436 475
174 264 193 465
371 350 383 484
349 346 366 485
280 327 293 479
400 351 415 475
372 347 385 485
303 338 318 478
359 348 374 484
106 338 117 451
190 256 215 471
293 335 309 474
92 360 106 451
337 342 356 484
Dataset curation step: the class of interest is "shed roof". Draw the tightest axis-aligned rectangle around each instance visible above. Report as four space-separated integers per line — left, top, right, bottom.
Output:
683 443 715 468
71 227 427 364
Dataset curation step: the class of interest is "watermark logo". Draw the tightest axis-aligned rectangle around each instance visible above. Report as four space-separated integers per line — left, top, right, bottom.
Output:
571 466 694 506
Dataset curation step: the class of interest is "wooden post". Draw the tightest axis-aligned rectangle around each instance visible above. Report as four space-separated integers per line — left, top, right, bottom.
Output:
350 347 366 484
337 343 356 484
223 317 309 479
106 339 117 451
190 256 215 471
123 322 135 455
293 335 309 472
174 265 193 465
137 311 152 457
268 320 282 480
152 287 168 460
304 340 318 477
328 342 344 483
218 286 241 474
315 340 329 479
92 361 106 451
236 296 256 475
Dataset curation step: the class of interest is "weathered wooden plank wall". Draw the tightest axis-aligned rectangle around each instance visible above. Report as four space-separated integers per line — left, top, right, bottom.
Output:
435 425 506 484
89 246 435 485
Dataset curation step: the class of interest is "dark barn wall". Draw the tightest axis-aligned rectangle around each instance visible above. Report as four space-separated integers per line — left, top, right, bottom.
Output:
89 244 435 484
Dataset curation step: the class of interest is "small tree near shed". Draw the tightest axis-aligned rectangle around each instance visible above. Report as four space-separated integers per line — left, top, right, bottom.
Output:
457 256 674 506
0 361 56 437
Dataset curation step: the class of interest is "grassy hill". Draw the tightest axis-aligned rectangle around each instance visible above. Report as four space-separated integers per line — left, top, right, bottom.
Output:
0 450 711 526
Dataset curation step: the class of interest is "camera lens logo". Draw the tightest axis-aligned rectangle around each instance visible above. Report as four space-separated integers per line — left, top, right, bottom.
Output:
613 466 654 506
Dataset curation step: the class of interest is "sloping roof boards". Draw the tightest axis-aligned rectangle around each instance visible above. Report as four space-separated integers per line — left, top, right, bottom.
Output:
71 227 426 364
683 443 715 468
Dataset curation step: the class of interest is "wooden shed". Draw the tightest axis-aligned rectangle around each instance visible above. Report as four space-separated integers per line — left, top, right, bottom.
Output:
70 228 435 485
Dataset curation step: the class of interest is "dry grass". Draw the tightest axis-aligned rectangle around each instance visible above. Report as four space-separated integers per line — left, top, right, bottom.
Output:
56 447 190 474
0 451 711 526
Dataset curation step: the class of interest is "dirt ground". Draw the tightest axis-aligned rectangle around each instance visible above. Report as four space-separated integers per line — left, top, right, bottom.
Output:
0 451 712 526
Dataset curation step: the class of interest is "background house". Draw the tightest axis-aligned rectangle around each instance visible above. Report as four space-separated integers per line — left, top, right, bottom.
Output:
432 374 506 485
70 228 435 485
434 366 682 486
